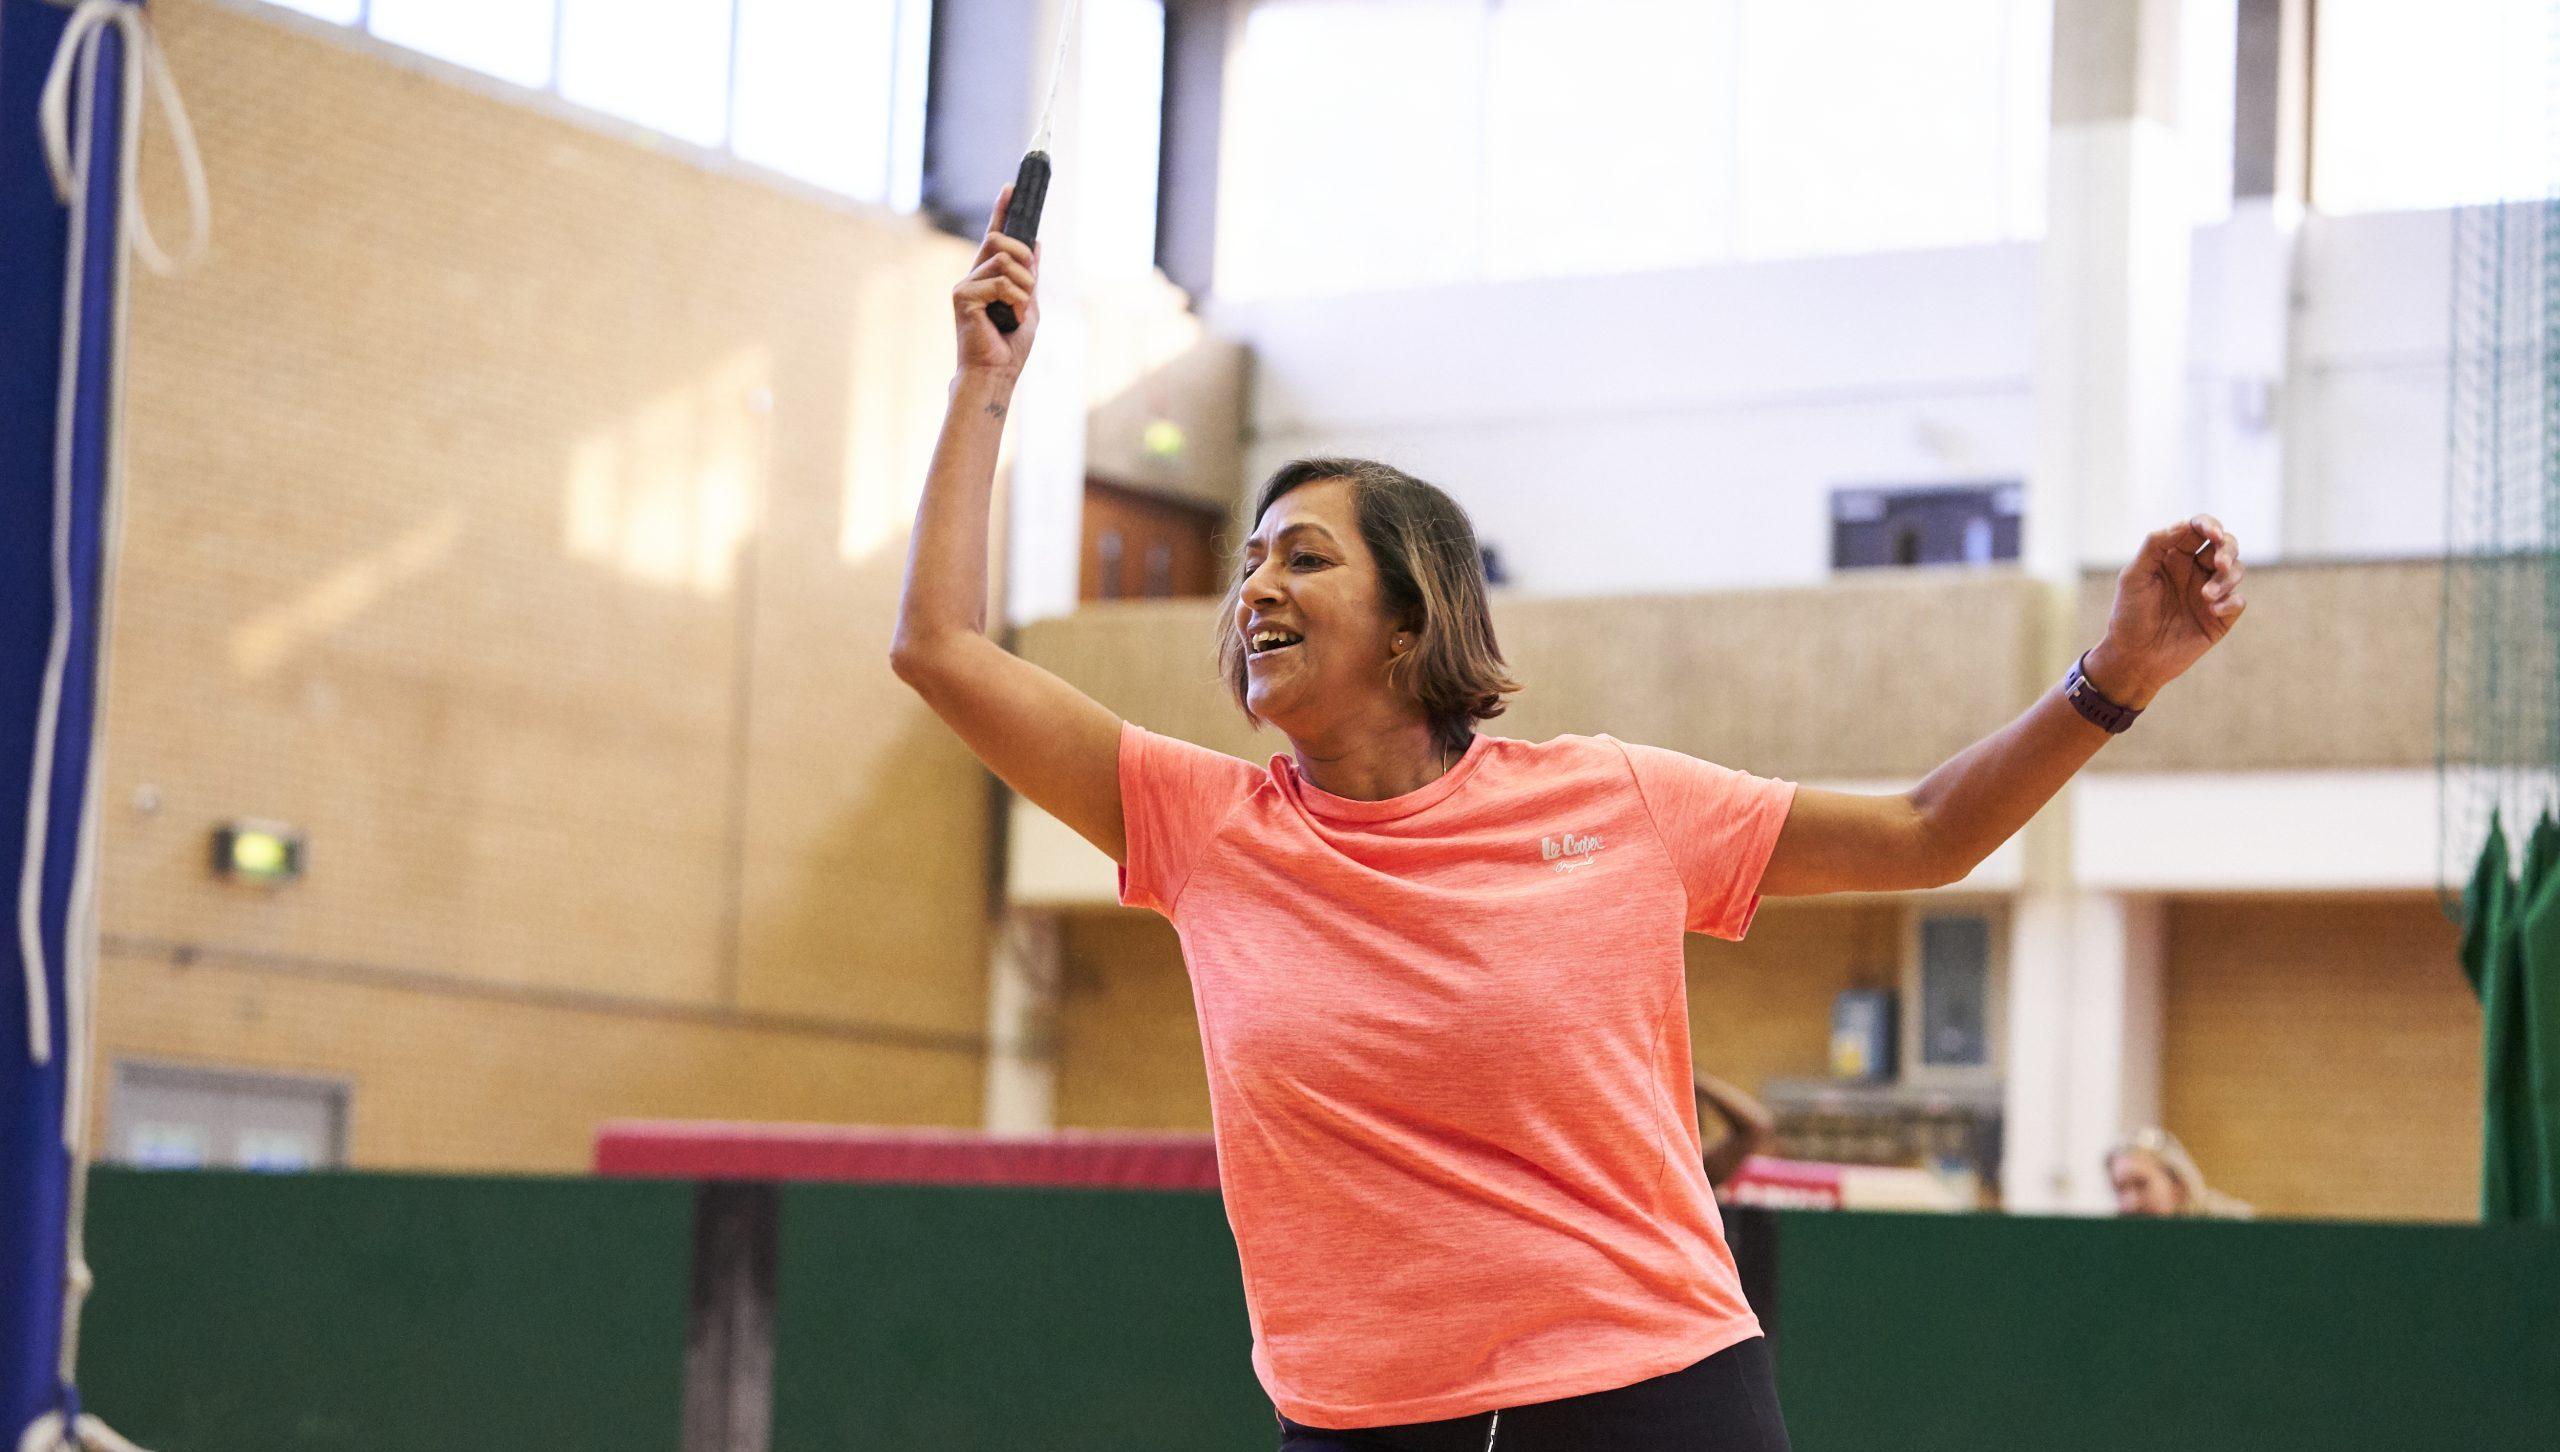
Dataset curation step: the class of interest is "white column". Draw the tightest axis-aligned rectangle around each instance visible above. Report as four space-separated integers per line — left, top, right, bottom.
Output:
2247 0 2317 558
982 909 1063 1133
2003 892 2165 1213
2029 0 2195 579
2005 0 2188 1216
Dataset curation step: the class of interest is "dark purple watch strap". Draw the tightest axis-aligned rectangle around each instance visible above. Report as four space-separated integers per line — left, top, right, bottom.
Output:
2064 652 2142 734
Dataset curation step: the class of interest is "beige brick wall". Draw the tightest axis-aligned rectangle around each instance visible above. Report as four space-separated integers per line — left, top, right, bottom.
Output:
1054 912 1213 1131
102 946 982 1173
93 0 1014 1167
1686 901 1901 1096
2161 895 2481 1221
2081 559 2442 772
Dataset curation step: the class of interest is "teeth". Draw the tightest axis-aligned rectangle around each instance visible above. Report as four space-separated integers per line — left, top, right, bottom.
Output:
1250 630 1301 653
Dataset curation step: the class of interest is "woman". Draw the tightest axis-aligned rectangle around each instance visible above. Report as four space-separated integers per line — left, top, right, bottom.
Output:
2109 1127 2255 1219
893 192 2248 1451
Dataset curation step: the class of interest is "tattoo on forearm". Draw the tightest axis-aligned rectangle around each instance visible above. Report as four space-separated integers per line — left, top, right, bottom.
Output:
984 400 1008 421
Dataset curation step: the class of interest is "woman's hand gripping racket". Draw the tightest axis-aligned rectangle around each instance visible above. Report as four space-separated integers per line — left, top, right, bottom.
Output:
987 150 1050 334
954 183 1043 377
970 0 1066 350
957 1 1065 364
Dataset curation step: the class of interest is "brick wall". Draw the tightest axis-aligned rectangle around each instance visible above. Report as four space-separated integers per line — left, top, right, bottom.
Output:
1054 912 1212 1130
93 0 1008 1168
1686 901 1901 1095
2162 895 2480 1221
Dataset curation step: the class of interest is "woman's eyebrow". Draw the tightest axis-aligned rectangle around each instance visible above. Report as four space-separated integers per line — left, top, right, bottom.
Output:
1264 522 1334 548
1244 524 1312 554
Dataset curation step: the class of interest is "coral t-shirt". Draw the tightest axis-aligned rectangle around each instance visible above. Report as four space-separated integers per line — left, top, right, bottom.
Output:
1116 724 1799 1428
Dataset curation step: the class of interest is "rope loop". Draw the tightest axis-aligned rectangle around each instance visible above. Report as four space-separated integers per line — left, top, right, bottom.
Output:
37 0 211 276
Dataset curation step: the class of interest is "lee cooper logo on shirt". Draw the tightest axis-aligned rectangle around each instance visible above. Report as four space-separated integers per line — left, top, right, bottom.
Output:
1541 831 1605 872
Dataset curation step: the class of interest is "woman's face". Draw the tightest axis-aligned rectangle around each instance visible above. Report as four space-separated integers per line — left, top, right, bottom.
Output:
1235 478 1409 738
2110 1151 2186 1216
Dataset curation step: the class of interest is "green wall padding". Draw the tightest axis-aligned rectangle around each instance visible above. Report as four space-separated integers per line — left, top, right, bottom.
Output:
1773 1211 2560 1452
770 1184 1269 1450
79 1168 690 1451
71 1173 2560 1450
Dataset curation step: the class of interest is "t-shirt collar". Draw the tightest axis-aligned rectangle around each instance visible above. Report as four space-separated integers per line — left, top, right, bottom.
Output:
1275 733 1494 824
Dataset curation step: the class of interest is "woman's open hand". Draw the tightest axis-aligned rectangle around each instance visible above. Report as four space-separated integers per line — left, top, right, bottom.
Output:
954 185 1040 377
2085 515 2247 707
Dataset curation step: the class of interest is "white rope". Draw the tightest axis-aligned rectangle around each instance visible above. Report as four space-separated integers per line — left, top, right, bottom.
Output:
38 0 209 272
18 0 205 1065
16 4 206 1450
16 1412 149 1452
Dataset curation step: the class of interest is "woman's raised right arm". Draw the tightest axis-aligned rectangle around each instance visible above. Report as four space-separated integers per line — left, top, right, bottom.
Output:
890 191 1127 863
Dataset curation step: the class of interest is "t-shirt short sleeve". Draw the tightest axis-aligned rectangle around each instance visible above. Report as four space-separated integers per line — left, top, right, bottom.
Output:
1616 740 1799 940
1118 722 1261 916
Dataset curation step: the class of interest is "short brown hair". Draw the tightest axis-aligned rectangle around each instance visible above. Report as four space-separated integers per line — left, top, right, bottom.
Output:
1218 458 1520 757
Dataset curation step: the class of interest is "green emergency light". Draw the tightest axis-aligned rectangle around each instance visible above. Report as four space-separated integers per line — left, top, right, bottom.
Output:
213 821 304 886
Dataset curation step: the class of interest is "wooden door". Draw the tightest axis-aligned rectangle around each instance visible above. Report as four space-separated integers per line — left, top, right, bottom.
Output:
1080 478 1226 601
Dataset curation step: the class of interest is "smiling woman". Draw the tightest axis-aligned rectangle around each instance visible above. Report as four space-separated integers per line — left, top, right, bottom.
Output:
1218 459 1518 766
889 189 2248 1452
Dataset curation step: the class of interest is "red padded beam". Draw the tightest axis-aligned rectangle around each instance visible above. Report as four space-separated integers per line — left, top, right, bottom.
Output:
594 1120 1221 1192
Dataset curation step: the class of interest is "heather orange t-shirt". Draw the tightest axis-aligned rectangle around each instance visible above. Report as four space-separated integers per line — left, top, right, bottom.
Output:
1117 724 1799 1428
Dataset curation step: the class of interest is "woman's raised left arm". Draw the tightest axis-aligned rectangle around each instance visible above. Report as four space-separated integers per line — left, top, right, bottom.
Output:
1760 516 2246 898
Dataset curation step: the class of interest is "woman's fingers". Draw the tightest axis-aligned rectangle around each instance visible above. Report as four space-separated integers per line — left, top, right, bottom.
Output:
970 234 1037 281
967 249 1029 284
952 187 1039 359
2176 516 2247 620
2153 515 2242 587
976 188 1036 270
956 276 1034 318
957 247 1034 300
981 230 1036 268
957 276 1031 311
969 253 1036 294
2203 524 2242 598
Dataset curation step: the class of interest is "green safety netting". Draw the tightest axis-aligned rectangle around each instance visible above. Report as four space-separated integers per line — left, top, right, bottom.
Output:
2443 120 2560 1219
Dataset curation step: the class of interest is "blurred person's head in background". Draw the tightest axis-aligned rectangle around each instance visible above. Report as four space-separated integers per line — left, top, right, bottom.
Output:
2108 1127 2254 1219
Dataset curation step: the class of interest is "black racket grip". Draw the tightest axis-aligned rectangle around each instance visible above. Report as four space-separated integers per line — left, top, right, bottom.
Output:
988 150 1051 335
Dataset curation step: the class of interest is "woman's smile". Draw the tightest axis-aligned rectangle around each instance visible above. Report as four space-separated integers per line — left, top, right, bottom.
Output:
1245 620 1308 668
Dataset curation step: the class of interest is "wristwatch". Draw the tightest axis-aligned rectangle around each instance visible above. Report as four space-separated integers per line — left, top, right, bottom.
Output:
2064 652 2142 734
